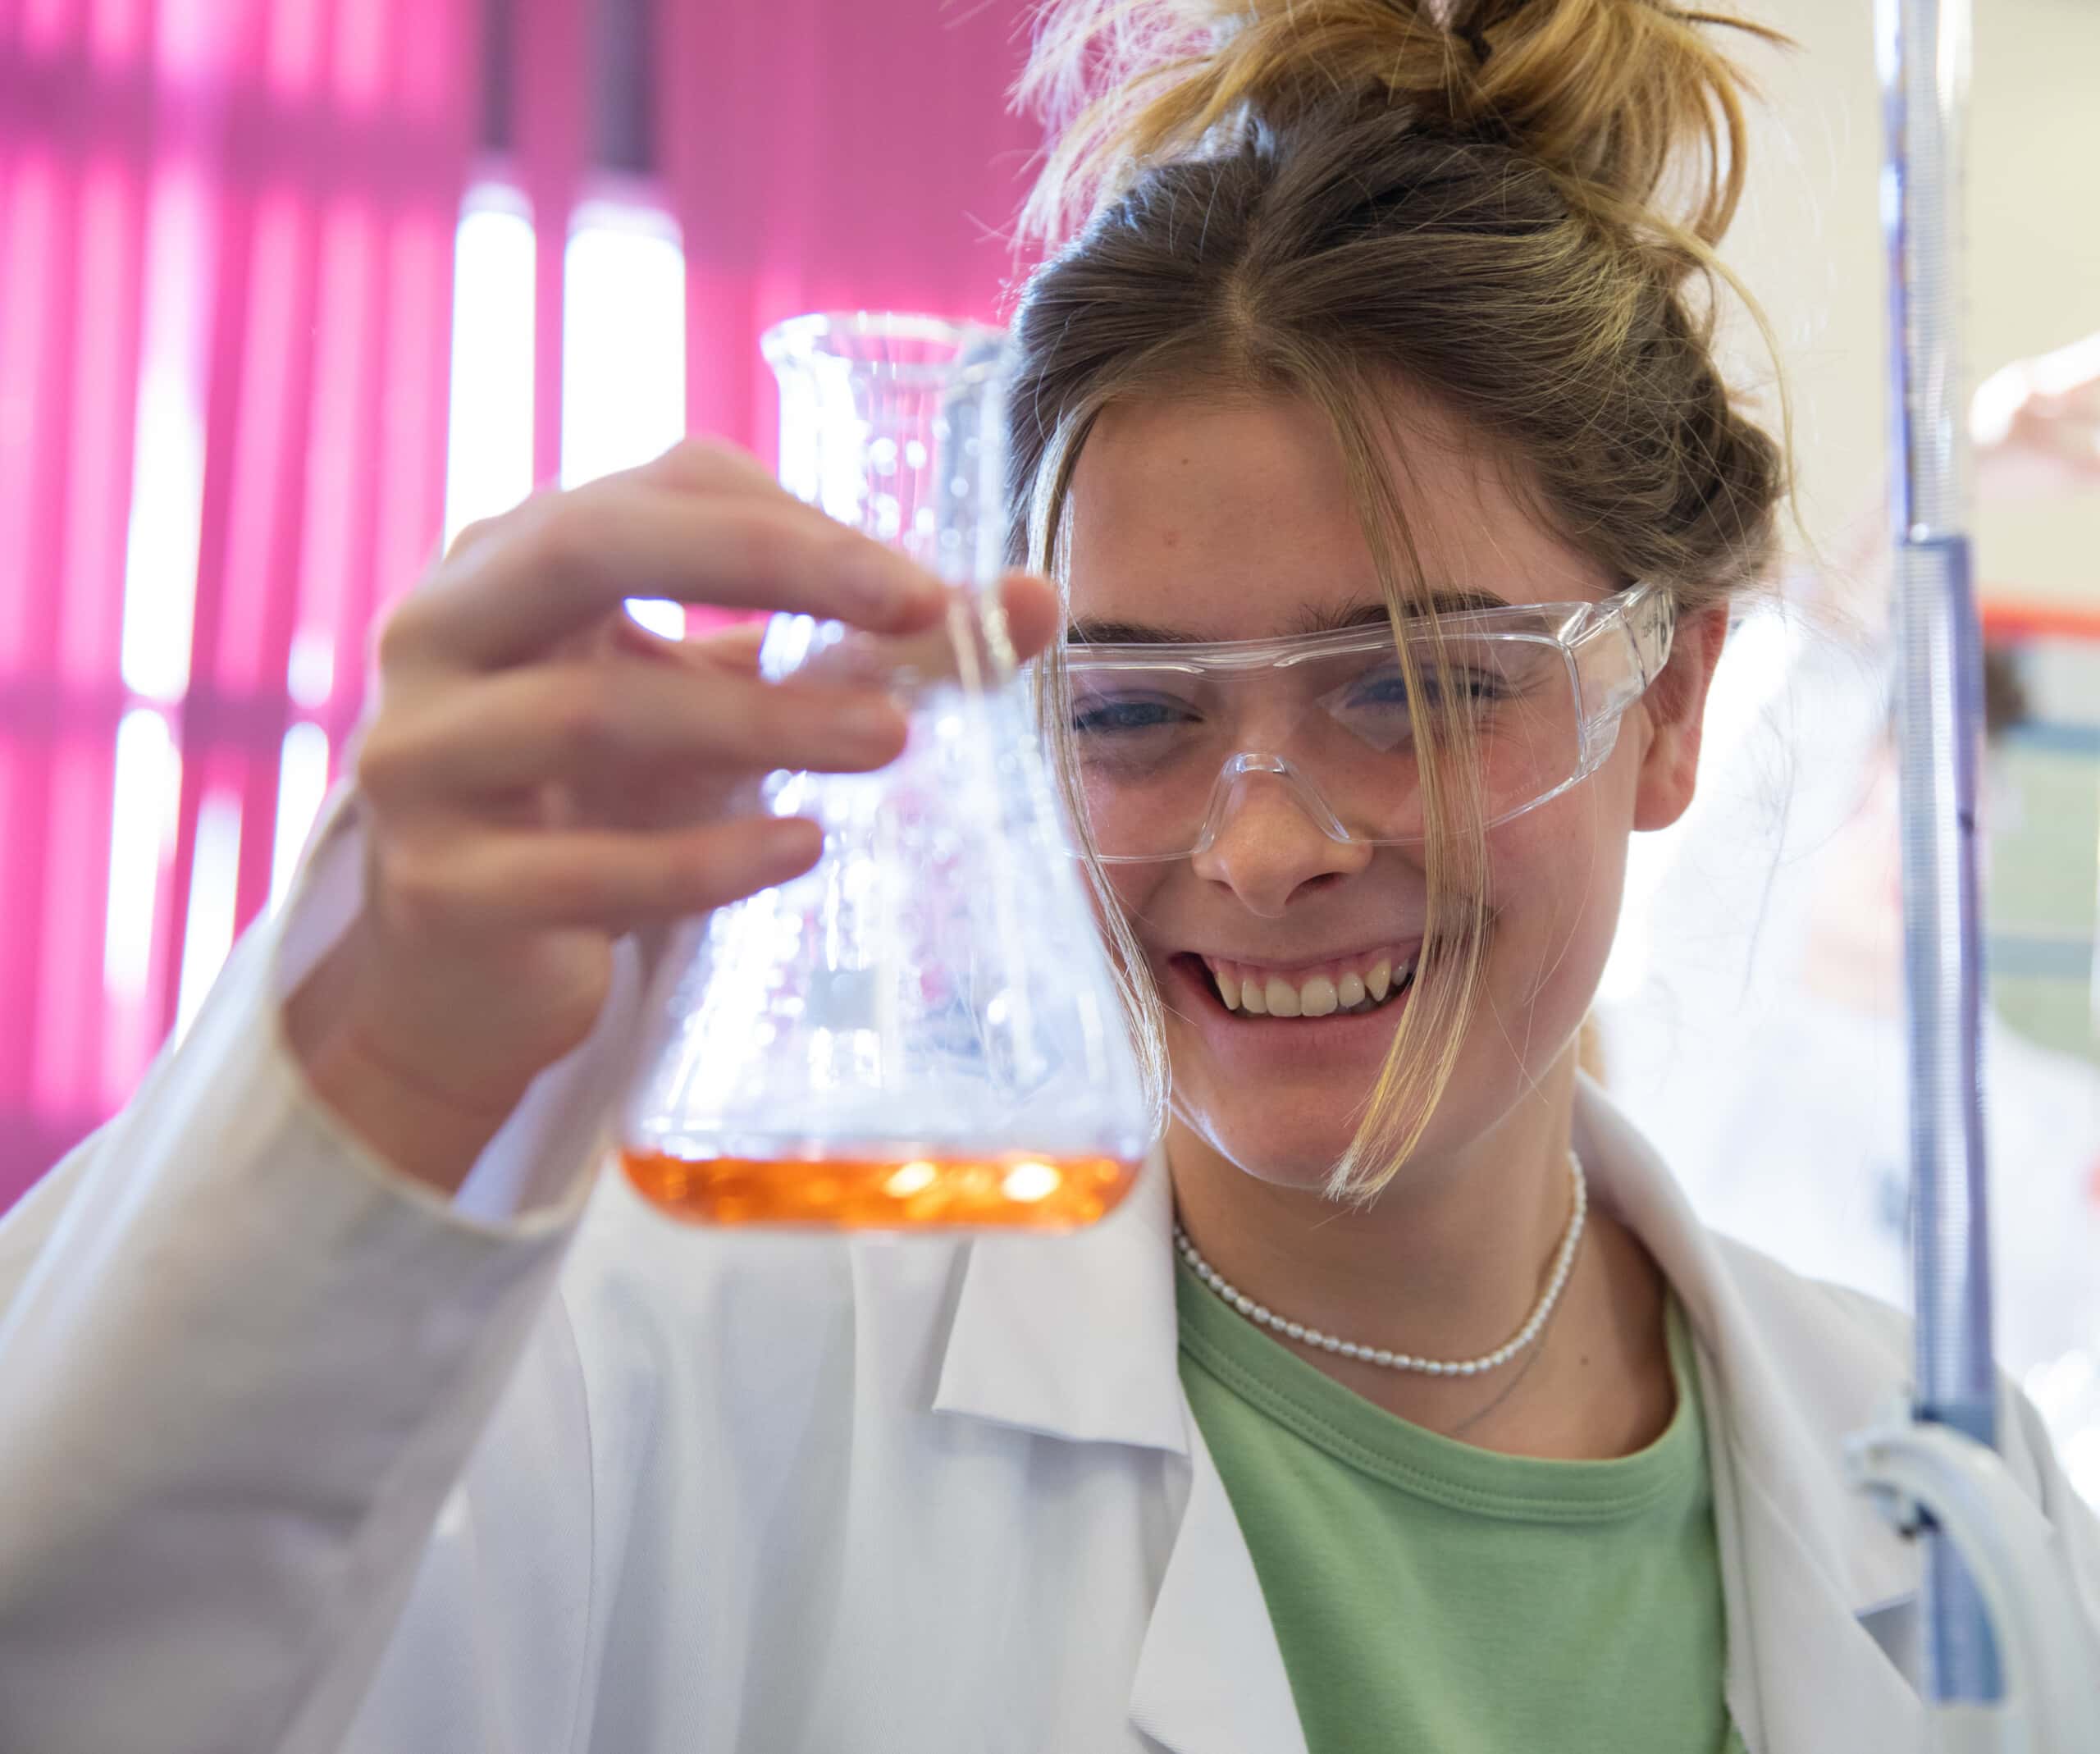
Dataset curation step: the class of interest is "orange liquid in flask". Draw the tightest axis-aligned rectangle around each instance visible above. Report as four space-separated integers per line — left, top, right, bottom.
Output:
621 1149 1142 1231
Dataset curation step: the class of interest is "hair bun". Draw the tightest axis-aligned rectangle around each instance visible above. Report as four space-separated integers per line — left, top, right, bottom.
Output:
1020 0 1786 255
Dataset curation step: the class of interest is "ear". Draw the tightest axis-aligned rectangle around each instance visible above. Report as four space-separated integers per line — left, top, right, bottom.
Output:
1632 604 1728 833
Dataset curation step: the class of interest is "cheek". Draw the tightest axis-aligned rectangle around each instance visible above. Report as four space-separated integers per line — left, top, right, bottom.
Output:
1481 783 1631 1014
1093 863 1169 957
1100 863 1150 911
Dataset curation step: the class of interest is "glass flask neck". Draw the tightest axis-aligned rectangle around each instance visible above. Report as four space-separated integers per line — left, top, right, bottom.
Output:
760 310 1017 693
764 312 1011 584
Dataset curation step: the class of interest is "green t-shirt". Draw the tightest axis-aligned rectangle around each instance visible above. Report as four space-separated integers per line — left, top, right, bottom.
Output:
1178 1258 1745 1753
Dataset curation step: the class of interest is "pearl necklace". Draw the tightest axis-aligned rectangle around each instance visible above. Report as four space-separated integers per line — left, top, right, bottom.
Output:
1171 1150 1588 1377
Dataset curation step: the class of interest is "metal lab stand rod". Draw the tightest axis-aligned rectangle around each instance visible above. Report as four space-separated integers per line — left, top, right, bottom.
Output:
1876 0 2001 1707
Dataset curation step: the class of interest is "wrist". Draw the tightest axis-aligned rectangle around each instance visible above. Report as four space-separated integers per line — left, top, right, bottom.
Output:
295 1015 532 1197
285 937 538 1197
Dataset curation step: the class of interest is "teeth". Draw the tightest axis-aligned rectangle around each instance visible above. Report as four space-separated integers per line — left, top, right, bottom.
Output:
1204 953 1417 1021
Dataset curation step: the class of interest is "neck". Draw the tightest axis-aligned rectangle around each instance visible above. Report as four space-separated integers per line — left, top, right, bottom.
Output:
1167 1052 1672 1452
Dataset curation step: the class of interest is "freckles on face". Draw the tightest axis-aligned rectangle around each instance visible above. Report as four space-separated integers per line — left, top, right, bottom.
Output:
1061 391 1632 1174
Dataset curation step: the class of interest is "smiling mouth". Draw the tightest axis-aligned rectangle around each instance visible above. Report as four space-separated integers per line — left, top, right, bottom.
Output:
1189 949 1420 1020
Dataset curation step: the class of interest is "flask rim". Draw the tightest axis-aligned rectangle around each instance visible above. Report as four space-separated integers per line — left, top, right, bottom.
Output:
761 310 1009 389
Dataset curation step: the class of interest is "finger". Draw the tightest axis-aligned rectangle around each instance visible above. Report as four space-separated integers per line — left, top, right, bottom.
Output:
359 661 911 803
386 816 825 936
692 621 769 675
643 587 1023 684
607 615 769 687
444 514 509 564
404 480 947 670
688 579 1050 680
628 436 784 498
788 572 1061 690
1000 572 1061 665
439 441 777 656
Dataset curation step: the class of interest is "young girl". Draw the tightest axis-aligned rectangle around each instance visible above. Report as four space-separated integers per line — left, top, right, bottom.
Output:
2 3 2094 1751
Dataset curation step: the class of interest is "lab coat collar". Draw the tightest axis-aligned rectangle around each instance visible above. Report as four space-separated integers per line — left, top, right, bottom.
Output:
933 1152 1308 1754
931 1149 1189 1455
932 1079 1926 1752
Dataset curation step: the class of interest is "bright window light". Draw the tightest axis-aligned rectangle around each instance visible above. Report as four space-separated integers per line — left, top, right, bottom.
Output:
120 166 209 703
562 201 687 639
174 790 242 1043
103 707 178 1003
120 364 204 701
270 722 332 911
285 628 335 709
442 186 536 549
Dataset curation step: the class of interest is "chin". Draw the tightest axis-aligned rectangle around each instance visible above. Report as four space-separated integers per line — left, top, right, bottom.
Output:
1162 980 1564 1197
1168 1103 1358 1195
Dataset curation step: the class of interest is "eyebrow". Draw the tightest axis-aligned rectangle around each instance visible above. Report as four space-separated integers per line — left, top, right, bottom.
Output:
1066 589 1511 646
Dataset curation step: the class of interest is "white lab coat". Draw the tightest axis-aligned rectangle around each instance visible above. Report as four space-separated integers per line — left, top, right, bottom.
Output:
2 794 2097 1754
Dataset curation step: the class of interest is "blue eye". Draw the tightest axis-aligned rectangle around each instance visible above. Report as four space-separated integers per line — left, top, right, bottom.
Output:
1071 697 1189 736
1351 672 1413 708
1349 667 1504 711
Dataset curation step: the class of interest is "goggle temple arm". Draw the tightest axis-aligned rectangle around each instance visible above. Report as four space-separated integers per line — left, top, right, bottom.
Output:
1568 584 1679 776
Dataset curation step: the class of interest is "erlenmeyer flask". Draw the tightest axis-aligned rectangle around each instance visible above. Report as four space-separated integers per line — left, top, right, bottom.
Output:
619 313 1153 1230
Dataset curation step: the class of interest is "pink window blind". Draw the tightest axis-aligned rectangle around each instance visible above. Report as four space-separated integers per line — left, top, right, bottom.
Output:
2 0 1039 1209
0 0 477 1204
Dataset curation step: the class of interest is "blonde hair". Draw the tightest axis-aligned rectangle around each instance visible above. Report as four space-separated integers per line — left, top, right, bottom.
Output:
1005 0 1792 1200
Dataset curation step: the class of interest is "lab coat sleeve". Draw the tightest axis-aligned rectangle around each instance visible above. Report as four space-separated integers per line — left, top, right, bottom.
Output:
0 788 655 1754
2006 1376 2100 1656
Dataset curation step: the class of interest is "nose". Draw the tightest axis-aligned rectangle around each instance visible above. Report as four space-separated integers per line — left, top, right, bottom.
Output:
1187 764 1374 918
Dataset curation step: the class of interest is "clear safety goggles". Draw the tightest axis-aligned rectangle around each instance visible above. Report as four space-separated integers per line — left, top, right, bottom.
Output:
1054 584 1677 863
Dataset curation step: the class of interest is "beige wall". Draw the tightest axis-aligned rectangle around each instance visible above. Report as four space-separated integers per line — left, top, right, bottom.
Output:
1719 0 2099 605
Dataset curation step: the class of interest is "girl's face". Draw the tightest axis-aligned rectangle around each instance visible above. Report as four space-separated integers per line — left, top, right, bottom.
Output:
1063 394 1718 1190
